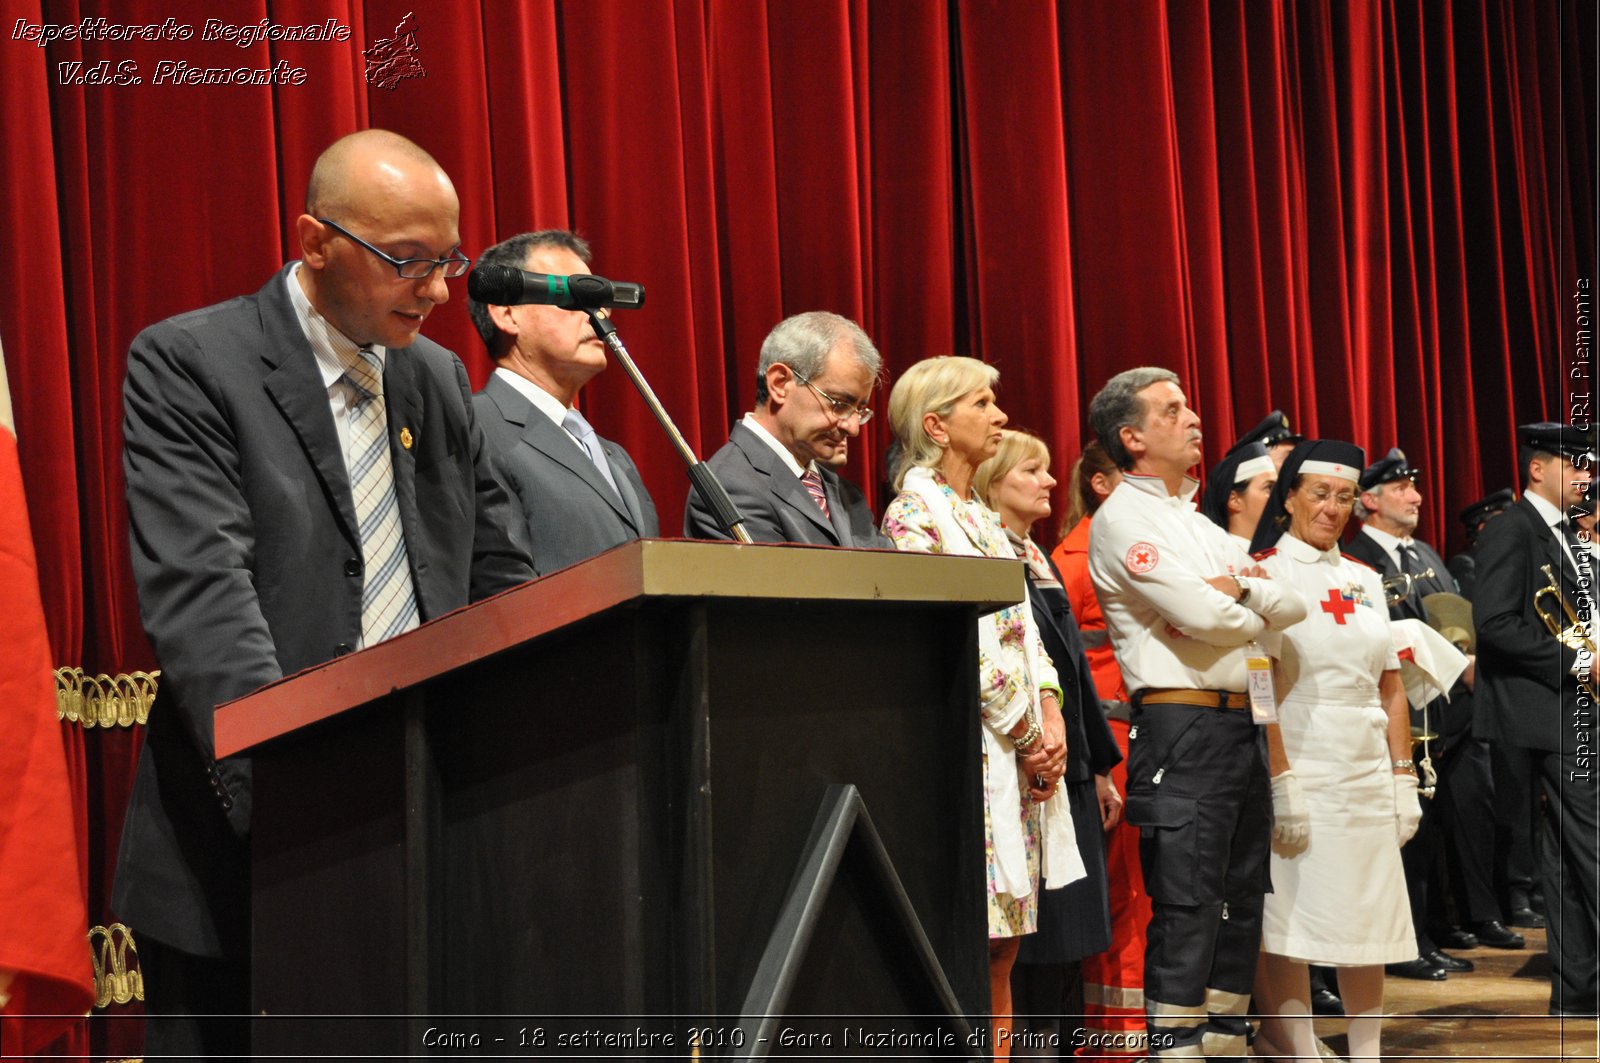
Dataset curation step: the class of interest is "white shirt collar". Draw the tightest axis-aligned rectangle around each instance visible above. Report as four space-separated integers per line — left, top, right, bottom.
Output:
1360 523 1411 552
741 412 814 478
493 366 571 431
286 262 384 388
1525 491 1584 573
1525 489 1566 530
1119 470 1201 506
1278 531 1342 564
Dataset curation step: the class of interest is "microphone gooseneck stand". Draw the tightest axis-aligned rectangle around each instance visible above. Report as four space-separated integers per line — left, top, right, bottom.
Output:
586 311 753 544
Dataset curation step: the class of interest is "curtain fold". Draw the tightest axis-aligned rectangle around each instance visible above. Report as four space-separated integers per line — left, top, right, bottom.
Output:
959 0 1081 465
0 1 1588 1052
862 0 956 490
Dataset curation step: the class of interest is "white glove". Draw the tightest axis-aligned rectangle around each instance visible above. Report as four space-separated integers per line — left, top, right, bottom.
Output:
1394 773 1422 846
1270 770 1310 847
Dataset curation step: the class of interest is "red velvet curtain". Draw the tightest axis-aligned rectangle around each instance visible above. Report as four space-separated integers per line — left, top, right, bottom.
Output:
0 0 1589 1054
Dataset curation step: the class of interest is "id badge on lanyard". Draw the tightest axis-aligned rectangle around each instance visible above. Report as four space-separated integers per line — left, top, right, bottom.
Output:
1246 640 1277 724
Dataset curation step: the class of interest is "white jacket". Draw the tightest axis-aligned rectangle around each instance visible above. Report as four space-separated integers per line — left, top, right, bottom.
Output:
1089 472 1306 693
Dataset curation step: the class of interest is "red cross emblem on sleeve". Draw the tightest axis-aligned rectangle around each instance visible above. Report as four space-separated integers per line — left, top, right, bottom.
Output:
1125 542 1159 573
1320 588 1357 624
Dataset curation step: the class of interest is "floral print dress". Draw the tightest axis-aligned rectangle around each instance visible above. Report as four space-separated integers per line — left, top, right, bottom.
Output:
882 471 1057 937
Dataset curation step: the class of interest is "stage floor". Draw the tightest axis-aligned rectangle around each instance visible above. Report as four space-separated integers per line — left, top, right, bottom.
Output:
1315 925 1598 1060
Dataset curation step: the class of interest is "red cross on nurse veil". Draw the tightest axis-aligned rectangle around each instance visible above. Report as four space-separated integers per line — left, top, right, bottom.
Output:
1319 587 1357 624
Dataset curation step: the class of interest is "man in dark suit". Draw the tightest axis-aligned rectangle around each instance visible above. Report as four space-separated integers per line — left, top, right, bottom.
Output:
468 230 658 574
684 311 887 546
1448 488 1515 600
116 130 535 1055
1477 422 1598 1016
1438 487 1533 945
1343 450 1521 980
1344 449 1455 623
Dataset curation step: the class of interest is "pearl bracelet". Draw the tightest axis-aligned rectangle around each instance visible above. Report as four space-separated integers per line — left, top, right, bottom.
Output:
1012 716 1043 754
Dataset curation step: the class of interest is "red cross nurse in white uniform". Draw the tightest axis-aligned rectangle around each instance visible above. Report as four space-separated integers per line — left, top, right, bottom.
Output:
1245 439 1423 1063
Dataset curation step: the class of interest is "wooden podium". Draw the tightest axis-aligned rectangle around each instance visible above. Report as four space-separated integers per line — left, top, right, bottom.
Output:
216 539 1022 1057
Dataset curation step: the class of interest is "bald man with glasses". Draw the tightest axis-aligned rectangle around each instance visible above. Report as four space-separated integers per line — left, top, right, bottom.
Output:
117 129 533 1056
685 311 888 547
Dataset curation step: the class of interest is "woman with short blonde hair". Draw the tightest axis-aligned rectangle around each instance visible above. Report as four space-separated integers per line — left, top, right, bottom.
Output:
887 356 1000 490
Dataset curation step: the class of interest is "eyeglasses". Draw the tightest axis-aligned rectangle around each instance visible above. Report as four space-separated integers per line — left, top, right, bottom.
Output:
1303 487 1357 509
794 371 874 425
318 218 471 280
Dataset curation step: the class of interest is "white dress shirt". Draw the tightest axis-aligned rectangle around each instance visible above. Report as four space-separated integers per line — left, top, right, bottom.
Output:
1526 491 1596 676
286 263 386 458
1358 523 1419 574
491 366 590 454
1527 490 1583 572
740 412 816 479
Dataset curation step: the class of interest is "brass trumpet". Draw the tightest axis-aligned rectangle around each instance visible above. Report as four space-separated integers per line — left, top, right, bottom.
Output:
1383 567 1436 606
1534 563 1598 700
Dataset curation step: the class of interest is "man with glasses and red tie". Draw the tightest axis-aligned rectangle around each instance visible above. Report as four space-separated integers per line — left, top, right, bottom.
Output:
684 311 888 547
1343 449 1522 981
116 129 534 1056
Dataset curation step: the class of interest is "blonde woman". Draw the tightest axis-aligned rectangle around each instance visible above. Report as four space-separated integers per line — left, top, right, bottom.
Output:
880 357 1082 1057
976 430 1123 1050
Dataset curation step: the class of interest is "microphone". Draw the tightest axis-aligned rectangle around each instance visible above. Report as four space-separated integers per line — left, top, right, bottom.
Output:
472 269 752 543
467 266 646 311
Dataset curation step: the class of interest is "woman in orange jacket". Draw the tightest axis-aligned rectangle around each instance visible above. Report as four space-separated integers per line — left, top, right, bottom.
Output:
1051 440 1150 1059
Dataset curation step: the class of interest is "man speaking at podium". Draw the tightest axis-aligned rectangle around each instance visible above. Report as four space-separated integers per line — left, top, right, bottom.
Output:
685 311 887 546
116 129 534 1055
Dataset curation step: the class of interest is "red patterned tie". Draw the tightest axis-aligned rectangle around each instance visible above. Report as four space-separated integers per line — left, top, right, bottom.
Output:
801 469 831 519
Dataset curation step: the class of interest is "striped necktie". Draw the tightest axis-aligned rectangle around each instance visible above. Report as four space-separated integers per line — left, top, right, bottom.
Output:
344 349 419 647
801 468 831 519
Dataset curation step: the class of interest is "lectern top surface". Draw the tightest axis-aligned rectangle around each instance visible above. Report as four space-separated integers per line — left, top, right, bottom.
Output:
214 539 1023 757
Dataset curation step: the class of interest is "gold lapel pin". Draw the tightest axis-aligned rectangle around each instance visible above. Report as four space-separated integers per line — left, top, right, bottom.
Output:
400 427 414 450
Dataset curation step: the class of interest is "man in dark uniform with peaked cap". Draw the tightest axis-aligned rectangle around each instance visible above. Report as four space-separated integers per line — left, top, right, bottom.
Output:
1233 410 1303 469
1344 449 1522 978
1448 488 1515 599
1476 423 1598 1016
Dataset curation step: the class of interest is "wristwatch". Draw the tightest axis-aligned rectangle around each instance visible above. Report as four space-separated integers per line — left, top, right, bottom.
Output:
1232 573 1252 605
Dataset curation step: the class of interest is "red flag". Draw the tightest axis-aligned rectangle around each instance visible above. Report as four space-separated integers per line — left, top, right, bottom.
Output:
0 337 93 1054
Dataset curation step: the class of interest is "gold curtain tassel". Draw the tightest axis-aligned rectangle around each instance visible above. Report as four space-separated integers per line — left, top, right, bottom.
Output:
56 667 158 728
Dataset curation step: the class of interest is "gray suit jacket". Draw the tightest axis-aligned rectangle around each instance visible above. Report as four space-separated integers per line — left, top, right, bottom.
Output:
682 421 887 546
115 265 535 958
474 373 658 575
